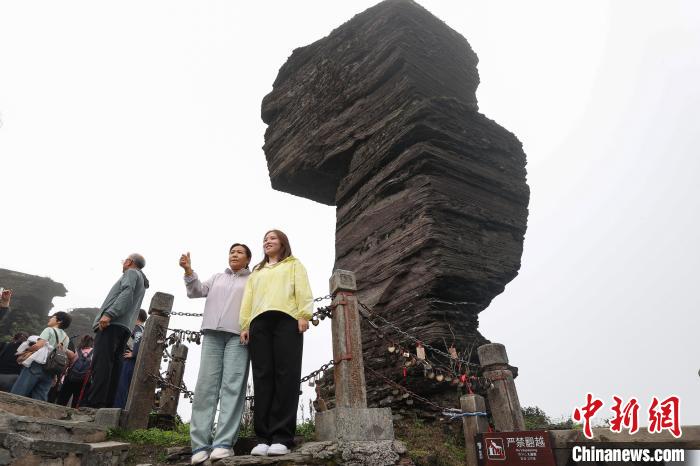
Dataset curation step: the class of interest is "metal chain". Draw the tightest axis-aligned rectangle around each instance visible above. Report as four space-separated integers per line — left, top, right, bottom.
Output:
310 305 333 326
153 358 337 404
167 328 202 336
164 311 204 317
164 328 202 346
160 295 329 319
150 372 195 401
365 365 473 418
299 359 336 384
358 301 479 368
363 320 464 378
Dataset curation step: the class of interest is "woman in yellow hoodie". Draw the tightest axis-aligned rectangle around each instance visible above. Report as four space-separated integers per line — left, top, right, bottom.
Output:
239 229 313 456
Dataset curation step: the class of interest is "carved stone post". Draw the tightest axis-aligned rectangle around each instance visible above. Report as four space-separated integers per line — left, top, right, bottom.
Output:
461 394 489 466
329 270 367 408
478 343 524 431
159 342 188 417
315 270 394 442
121 292 174 430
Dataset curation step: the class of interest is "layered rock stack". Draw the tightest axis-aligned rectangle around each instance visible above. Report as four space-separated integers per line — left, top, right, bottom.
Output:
261 0 529 408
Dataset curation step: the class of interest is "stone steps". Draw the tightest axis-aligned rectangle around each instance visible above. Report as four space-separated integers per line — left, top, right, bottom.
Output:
0 432 129 466
1 408 108 444
0 391 128 465
0 392 96 423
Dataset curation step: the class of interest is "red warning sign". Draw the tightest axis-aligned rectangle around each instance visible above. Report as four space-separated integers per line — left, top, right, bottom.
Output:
476 431 556 465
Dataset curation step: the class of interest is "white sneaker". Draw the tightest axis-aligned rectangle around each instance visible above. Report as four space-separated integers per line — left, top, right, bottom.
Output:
267 443 290 456
191 450 209 465
210 447 233 460
250 443 270 456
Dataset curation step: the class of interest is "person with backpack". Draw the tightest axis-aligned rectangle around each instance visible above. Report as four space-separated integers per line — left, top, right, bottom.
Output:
11 311 73 401
112 309 147 409
56 335 94 407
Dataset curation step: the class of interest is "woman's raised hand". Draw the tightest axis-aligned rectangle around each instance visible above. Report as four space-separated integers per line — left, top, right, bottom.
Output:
179 252 193 275
298 318 309 334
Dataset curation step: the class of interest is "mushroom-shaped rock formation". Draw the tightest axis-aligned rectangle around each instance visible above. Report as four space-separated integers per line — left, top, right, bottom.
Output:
0 268 67 340
261 0 529 408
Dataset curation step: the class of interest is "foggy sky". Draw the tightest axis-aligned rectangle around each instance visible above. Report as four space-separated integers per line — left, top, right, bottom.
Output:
1 1 698 427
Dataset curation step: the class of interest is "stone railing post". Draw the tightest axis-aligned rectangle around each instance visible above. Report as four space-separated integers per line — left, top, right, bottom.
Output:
461 394 489 466
315 270 394 442
478 343 524 431
329 269 367 408
159 342 188 418
121 292 174 430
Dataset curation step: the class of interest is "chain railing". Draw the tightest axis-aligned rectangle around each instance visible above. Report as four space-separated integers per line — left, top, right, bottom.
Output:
358 300 480 370
150 294 336 405
365 365 490 421
150 371 195 402
164 311 204 317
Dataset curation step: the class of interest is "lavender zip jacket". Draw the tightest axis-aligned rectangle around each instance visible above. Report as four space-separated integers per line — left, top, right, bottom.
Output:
184 268 250 335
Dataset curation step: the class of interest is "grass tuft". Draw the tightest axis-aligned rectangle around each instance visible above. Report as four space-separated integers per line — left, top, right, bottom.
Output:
108 423 190 447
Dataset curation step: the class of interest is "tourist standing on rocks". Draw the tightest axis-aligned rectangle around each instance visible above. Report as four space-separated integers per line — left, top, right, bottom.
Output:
11 311 73 401
0 332 28 392
112 309 148 409
181 244 252 465
0 288 12 322
56 334 94 407
84 253 149 409
239 230 313 457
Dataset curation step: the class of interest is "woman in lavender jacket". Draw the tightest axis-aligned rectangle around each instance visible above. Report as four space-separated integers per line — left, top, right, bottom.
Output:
179 243 252 465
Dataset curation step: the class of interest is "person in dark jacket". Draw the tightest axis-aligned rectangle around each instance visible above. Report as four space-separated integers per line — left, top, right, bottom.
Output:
0 332 28 392
112 309 147 409
83 253 149 408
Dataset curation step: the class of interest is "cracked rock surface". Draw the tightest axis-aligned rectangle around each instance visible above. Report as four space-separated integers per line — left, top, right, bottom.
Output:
261 0 529 407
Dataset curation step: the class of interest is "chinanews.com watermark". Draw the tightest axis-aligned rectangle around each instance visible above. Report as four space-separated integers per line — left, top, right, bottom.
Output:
572 446 685 463
570 393 694 464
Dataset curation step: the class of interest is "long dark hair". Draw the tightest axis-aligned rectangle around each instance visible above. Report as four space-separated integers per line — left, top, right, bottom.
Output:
253 230 292 272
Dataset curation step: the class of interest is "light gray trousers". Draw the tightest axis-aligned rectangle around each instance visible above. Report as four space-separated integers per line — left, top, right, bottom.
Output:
190 330 249 453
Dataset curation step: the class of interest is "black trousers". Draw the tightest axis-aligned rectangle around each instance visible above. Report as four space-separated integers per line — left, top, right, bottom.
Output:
249 311 303 447
57 378 84 407
85 325 130 408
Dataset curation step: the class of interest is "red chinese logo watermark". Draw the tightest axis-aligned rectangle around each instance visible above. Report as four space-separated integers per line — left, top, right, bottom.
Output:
610 396 639 434
573 394 681 439
648 395 681 438
572 393 603 439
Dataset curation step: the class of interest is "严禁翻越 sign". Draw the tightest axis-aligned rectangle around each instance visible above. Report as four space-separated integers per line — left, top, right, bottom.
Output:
476 431 556 465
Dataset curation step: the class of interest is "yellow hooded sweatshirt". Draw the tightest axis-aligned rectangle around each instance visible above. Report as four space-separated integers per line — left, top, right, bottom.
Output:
239 256 314 331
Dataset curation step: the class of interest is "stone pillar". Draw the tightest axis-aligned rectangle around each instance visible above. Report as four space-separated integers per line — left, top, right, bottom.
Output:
315 270 394 442
159 342 188 417
329 269 367 408
121 292 174 430
478 343 524 432
461 394 489 466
